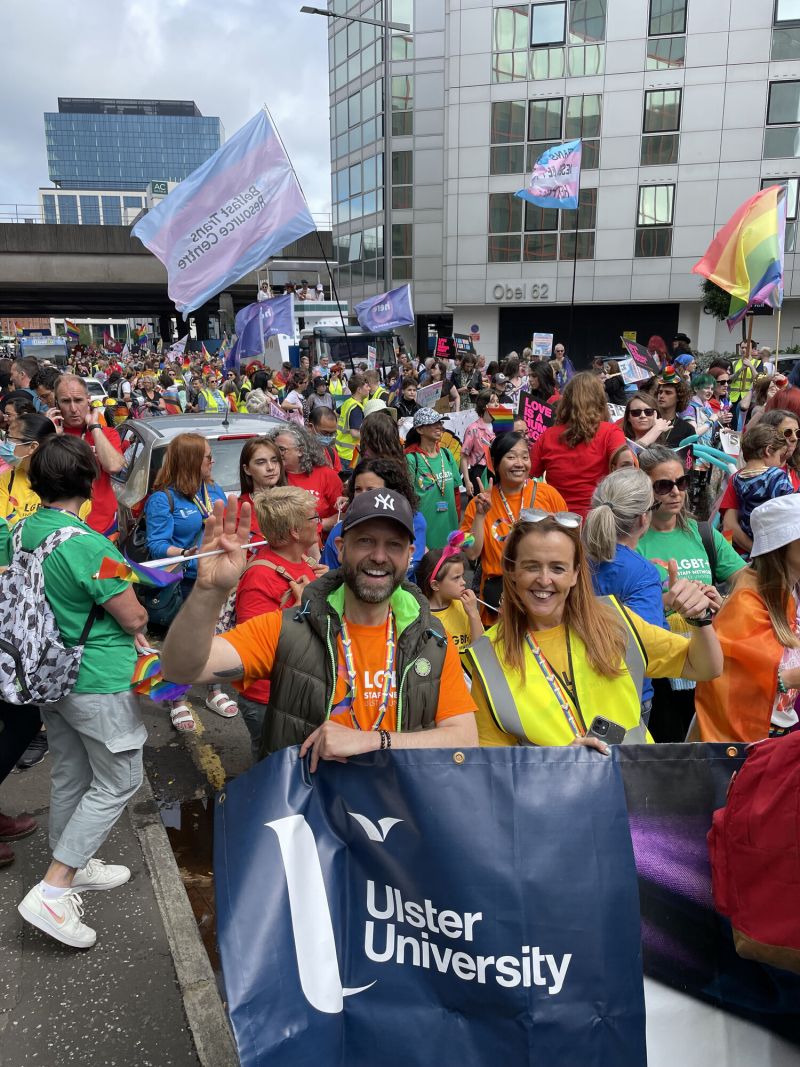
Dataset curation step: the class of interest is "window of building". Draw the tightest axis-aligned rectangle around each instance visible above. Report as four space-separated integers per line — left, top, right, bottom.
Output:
57 195 78 225
649 0 686 35
102 196 122 225
766 80 800 156
646 36 685 69
636 184 674 256
776 0 800 21
489 193 523 234
392 150 413 209
79 195 101 225
565 93 601 167
391 75 413 136
489 188 599 262
641 88 681 164
392 222 412 280
761 177 798 252
492 51 530 82
391 0 414 59
490 100 527 175
42 194 57 225
530 47 566 78
531 2 567 46
494 4 530 49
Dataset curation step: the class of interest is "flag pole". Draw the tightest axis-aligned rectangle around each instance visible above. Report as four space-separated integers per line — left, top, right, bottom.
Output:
775 305 782 362
263 105 353 366
566 166 581 364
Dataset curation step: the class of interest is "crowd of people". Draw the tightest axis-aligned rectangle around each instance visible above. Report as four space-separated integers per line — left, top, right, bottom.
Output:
1 327 798 953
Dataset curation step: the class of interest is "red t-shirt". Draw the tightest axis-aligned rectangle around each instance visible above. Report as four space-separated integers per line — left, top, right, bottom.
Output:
236 492 262 539
64 425 123 535
235 547 317 703
287 466 342 520
530 421 626 517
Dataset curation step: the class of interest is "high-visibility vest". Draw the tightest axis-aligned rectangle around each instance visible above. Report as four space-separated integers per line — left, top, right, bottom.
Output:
336 396 364 462
371 386 389 401
199 388 225 413
464 597 651 746
329 378 344 396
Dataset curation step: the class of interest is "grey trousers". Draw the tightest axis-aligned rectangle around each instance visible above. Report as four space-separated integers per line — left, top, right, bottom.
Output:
42 690 147 869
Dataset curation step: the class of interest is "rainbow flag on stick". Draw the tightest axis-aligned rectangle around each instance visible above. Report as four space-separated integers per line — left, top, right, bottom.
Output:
14 322 23 337
692 186 786 330
65 319 80 341
488 405 515 434
93 555 182 587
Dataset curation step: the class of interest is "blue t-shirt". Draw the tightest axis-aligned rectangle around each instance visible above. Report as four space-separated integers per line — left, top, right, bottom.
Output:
590 544 666 703
322 510 428 579
145 483 227 579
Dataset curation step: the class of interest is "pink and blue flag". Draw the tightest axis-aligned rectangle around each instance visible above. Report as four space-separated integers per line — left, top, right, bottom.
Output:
516 139 582 211
131 110 316 317
355 284 415 332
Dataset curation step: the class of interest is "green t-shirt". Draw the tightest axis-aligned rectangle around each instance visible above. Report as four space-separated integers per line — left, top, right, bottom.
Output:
407 447 462 550
0 516 10 567
19 509 137 693
637 518 746 586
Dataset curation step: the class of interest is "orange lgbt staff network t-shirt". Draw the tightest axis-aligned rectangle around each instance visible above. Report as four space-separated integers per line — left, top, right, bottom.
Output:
221 610 476 732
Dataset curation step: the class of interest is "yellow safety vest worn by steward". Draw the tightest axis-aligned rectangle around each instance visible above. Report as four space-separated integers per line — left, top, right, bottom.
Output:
329 378 344 396
464 596 652 746
336 396 364 463
371 386 389 401
199 388 225 413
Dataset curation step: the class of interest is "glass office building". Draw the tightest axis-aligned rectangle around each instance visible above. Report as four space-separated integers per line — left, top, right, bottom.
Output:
44 98 223 191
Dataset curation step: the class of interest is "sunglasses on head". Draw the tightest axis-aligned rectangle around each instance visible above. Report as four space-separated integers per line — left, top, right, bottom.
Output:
519 508 582 528
652 476 689 495
630 407 655 417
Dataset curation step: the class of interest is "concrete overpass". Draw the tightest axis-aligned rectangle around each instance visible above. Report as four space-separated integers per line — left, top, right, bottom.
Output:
0 223 333 332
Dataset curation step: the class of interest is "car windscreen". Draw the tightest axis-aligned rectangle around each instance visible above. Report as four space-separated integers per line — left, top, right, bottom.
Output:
149 436 255 493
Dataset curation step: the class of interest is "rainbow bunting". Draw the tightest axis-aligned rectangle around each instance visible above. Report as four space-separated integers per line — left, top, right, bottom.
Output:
488 405 515 433
93 555 182 587
131 653 191 703
692 186 786 331
65 319 80 341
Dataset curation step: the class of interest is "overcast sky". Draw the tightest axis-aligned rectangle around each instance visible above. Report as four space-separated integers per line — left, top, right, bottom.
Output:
0 0 332 216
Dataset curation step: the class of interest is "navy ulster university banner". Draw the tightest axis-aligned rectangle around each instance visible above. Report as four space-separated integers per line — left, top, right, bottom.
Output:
215 747 647 1067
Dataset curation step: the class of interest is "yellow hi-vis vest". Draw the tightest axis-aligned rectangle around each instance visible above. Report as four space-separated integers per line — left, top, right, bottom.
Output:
199 388 225 413
329 378 344 396
336 396 364 462
465 597 652 746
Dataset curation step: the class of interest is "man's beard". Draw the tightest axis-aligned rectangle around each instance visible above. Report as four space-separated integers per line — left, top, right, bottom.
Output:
340 557 404 604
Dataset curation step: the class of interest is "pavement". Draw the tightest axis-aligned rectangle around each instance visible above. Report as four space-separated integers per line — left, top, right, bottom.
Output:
0 685 253 1067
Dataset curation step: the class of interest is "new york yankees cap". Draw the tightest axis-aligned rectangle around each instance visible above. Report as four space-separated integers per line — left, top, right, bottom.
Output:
341 488 415 539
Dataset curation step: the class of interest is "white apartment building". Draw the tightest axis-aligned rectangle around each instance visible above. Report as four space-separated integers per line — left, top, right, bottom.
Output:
327 0 800 363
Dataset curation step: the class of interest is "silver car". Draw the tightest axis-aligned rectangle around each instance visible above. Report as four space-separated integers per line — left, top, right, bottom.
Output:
111 413 282 545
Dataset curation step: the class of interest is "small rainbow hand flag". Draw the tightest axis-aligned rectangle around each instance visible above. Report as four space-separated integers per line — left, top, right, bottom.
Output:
65 319 80 341
132 653 191 703
488 405 515 433
93 555 182 587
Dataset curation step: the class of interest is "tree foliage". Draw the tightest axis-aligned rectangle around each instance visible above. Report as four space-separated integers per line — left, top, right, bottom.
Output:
700 279 732 321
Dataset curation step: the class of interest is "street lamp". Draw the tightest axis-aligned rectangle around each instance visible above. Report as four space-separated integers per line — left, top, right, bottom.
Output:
301 4 412 294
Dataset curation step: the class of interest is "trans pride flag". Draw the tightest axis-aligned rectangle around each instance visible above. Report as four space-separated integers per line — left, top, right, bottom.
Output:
516 140 582 211
692 185 787 330
132 110 316 316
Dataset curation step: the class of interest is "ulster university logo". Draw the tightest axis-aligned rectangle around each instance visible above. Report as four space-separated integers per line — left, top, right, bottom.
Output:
267 811 573 1016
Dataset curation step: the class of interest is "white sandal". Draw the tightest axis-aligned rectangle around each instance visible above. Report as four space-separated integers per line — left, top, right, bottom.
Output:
205 692 239 718
170 704 196 732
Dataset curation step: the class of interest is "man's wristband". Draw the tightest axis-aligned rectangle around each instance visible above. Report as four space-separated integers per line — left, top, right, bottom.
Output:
379 729 391 750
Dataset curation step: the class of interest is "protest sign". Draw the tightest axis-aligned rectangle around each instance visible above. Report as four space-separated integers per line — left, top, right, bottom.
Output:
532 332 553 358
608 403 626 421
415 381 444 408
621 337 660 376
268 401 288 421
518 392 554 446
436 336 456 360
620 357 652 386
216 747 647 1067
367 345 377 371
453 334 475 357
444 409 480 442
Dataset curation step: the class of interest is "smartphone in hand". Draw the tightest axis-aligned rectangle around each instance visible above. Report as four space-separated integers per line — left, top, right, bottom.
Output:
585 716 627 746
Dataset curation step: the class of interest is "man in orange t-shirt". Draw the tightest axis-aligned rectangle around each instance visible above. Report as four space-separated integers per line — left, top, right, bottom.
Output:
161 489 478 768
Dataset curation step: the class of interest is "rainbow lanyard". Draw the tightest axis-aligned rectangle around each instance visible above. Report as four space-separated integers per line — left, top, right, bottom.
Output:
192 482 213 520
419 451 447 497
498 481 531 526
524 631 582 737
333 612 397 730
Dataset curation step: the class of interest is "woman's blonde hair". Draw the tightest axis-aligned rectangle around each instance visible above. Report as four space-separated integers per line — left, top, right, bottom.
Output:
152 433 208 498
584 469 653 563
253 486 315 545
556 372 609 446
752 547 800 649
498 518 627 679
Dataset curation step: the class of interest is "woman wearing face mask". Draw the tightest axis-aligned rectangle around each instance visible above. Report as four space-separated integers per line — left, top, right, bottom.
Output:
460 431 567 621
236 437 287 538
463 510 721 749
0 413 64 531
637 445 746 741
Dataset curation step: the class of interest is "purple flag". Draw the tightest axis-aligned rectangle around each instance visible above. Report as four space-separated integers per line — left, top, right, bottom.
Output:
234 294 295 358
354 284 415 332
516 140 582 211
132 110 315 316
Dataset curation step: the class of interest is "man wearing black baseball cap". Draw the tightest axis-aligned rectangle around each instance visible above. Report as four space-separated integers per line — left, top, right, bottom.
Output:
162 490 478 768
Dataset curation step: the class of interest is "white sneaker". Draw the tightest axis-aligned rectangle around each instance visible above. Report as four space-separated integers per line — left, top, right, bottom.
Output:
71 858 131 892
18 886 96 949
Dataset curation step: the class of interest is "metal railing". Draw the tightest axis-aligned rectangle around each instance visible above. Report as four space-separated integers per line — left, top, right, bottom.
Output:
0 203 332 228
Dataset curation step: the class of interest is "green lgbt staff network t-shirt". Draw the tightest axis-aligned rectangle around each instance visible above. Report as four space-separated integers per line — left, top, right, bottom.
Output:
636 518 746 587
20 509 137 694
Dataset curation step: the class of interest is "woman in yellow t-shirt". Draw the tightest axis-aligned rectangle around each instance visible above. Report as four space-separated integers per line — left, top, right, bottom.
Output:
0 413 64 526
418 536 484 657
463 511 723 749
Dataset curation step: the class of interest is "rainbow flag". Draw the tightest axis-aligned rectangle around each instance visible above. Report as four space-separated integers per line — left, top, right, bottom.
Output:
65 319 80 341
133 324 148 342
200 341 210 359
488 405 515 433
692 186 786 330
14 322 23 337
93 555 182 587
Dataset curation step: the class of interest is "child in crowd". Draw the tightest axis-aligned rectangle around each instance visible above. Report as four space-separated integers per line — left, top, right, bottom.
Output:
732 422 794 542
418 534 484 657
